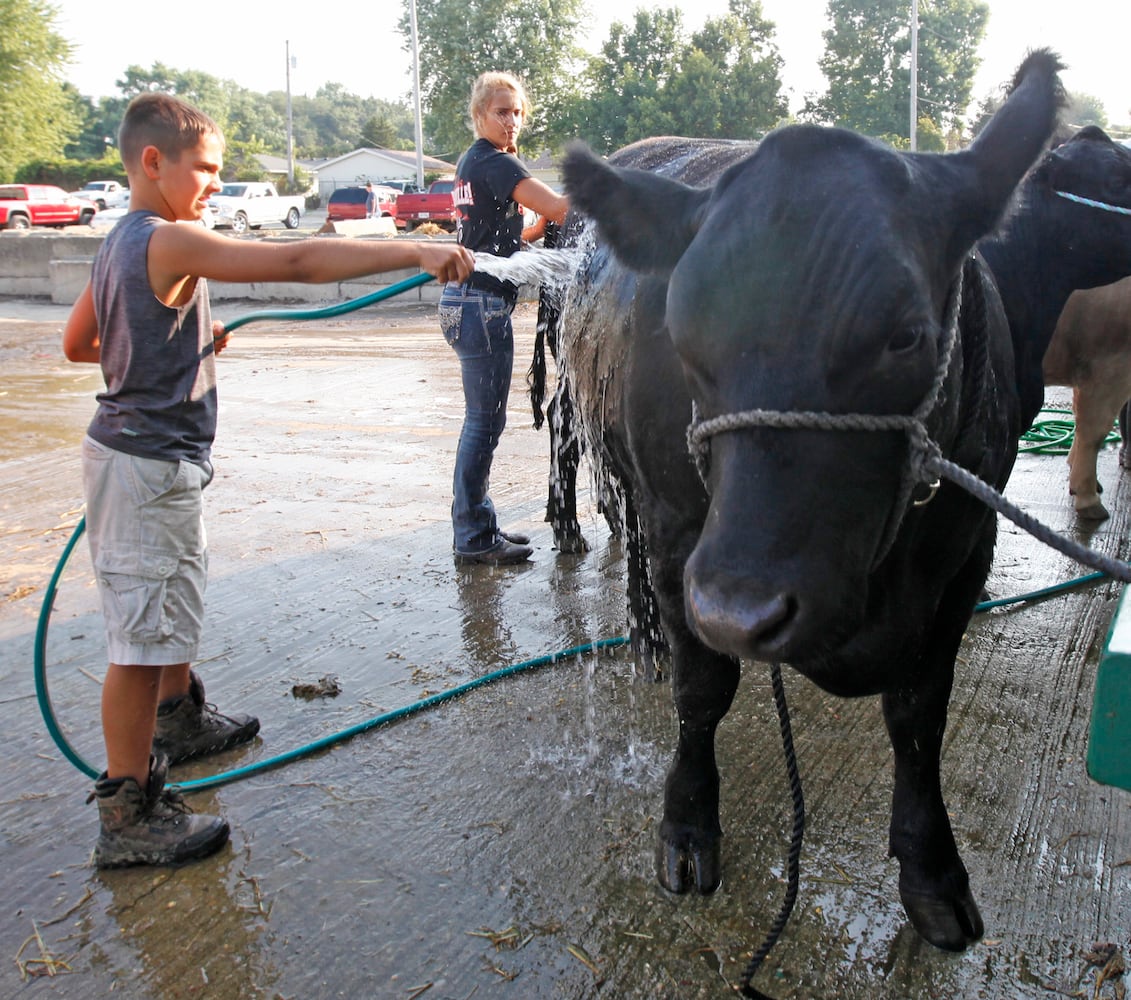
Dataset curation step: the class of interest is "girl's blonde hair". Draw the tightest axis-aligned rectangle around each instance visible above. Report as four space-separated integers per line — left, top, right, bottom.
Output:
468 71 531 137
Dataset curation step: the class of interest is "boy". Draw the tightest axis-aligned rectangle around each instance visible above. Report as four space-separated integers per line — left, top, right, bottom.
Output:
63 92 473 868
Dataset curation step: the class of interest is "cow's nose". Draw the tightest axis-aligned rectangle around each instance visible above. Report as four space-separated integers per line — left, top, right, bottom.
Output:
685 575 796 658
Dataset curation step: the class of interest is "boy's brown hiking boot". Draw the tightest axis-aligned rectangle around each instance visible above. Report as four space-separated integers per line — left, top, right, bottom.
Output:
89 755 229 868
153 671 260 765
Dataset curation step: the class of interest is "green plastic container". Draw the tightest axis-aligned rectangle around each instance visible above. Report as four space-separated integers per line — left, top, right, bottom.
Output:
1088 587 1131 791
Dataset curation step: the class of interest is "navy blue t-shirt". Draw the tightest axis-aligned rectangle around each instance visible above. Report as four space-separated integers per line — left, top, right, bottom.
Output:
453 138 531 300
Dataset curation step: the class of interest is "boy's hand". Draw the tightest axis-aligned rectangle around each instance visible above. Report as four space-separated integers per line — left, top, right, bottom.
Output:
213 320 230 356
420 244 475 285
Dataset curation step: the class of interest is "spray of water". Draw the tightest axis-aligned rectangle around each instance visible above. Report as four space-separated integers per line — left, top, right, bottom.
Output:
473 247 582 295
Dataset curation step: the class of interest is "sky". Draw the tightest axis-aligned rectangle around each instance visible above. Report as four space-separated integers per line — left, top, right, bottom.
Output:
52 1 1130 126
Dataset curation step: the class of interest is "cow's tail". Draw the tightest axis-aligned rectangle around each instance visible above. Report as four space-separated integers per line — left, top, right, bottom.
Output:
526 221 561 430
528 313 547 429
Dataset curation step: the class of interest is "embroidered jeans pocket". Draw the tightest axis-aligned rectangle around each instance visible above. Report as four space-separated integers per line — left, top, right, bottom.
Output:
439 304 463 345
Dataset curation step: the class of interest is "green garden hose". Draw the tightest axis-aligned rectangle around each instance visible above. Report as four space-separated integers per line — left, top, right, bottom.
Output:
1019 407 1120 454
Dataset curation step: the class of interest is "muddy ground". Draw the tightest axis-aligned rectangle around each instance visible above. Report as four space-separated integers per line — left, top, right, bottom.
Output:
1 295 1130 999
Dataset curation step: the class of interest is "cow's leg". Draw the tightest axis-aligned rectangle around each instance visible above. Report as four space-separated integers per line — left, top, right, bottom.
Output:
650 547 739 894
883 577 984 951
1068 383 1122 520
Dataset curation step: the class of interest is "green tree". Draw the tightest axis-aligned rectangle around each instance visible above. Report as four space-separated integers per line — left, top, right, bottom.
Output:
564 1 786 154
570 8 686 150
806 0 987 143
0 0 79 182
112 64 288 152
399 0 588 157
1063 92 1108 131
681 0 788 138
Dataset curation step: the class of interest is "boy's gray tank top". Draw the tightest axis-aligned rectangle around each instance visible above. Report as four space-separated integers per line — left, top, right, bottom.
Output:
86 211 217 466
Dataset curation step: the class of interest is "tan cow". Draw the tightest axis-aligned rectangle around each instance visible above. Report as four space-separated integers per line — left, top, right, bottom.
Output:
1043 275 1131 519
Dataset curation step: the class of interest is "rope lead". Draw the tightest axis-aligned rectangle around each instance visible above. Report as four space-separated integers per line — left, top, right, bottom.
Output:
739 662 805 1000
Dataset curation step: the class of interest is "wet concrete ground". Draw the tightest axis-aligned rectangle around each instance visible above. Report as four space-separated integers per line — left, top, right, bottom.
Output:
2 294 1130 999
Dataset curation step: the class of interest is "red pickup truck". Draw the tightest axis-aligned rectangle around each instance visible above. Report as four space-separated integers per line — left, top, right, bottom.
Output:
0 184 98 230
395 180 458 232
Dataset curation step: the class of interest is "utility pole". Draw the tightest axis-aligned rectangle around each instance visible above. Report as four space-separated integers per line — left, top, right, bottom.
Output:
909 0 919 151
409 0 425 190
286 41 295 188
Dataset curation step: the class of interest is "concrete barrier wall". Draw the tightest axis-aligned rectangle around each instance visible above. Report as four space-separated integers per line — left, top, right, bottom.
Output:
0 231 105 298
0 228 530 306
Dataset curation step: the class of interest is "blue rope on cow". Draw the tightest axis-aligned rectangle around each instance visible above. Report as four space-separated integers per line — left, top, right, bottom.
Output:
1054 190 1131 216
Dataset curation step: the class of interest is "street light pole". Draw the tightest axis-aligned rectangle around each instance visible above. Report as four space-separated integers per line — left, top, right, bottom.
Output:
286 41 295 187
909 0 919 151
409 0 425 190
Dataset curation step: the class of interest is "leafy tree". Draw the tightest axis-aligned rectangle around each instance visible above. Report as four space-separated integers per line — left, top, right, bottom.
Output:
361 114 403 150
0 0 79 182
806 0 987 143
681 0 788 139
1063 92 1108 132
564 1 786 154
398 0 588 157
569 8 686 150
64 87 124 160
112 64 288 152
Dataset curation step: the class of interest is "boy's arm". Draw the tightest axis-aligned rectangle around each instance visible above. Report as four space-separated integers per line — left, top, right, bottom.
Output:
146 225 475 302
62 281 101 363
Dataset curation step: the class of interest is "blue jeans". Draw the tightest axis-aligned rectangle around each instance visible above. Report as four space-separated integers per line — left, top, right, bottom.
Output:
439 283 516 554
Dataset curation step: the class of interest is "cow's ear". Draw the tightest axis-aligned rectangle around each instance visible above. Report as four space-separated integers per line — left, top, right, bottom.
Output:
561 141 710 273
941 48 1066 247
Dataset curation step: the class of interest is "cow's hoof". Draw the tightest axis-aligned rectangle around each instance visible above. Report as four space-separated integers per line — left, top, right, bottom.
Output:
1075 500 1110 522
552 525 591 554
656 831 721 895
899 884 984 952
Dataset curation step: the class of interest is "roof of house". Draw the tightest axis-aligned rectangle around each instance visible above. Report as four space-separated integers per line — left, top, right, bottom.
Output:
308 147 455 175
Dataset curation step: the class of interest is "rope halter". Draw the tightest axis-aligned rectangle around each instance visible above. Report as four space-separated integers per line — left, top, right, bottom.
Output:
686 265 965 567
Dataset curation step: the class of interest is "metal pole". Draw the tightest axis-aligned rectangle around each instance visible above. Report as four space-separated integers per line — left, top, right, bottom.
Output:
909 0 919 151
409 0 425 189
286 41 295 187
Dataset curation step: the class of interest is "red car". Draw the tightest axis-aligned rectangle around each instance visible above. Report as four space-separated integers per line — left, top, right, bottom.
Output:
0 184 97 230
326 185 402 226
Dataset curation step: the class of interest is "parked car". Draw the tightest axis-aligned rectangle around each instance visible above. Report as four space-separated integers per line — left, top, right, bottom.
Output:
69 180 129 210
207 182 304 233
326 185 402 226
379 180 422 195
395 180 458 232
0 185 97 230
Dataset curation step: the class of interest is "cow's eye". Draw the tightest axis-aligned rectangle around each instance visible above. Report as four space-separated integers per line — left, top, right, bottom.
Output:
888 326 923 353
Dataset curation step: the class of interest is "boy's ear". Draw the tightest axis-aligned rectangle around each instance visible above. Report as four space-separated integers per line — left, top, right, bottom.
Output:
140 145 163 180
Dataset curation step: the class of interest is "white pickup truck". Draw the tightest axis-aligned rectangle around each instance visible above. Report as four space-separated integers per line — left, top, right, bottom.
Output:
208 181 304 233
69 180 129 211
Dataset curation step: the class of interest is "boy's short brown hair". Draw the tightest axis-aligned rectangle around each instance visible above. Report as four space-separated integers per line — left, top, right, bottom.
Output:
118 93 225 168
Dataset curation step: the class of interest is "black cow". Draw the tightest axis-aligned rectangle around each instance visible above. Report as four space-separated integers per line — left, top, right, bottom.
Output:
551 51 1085 953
